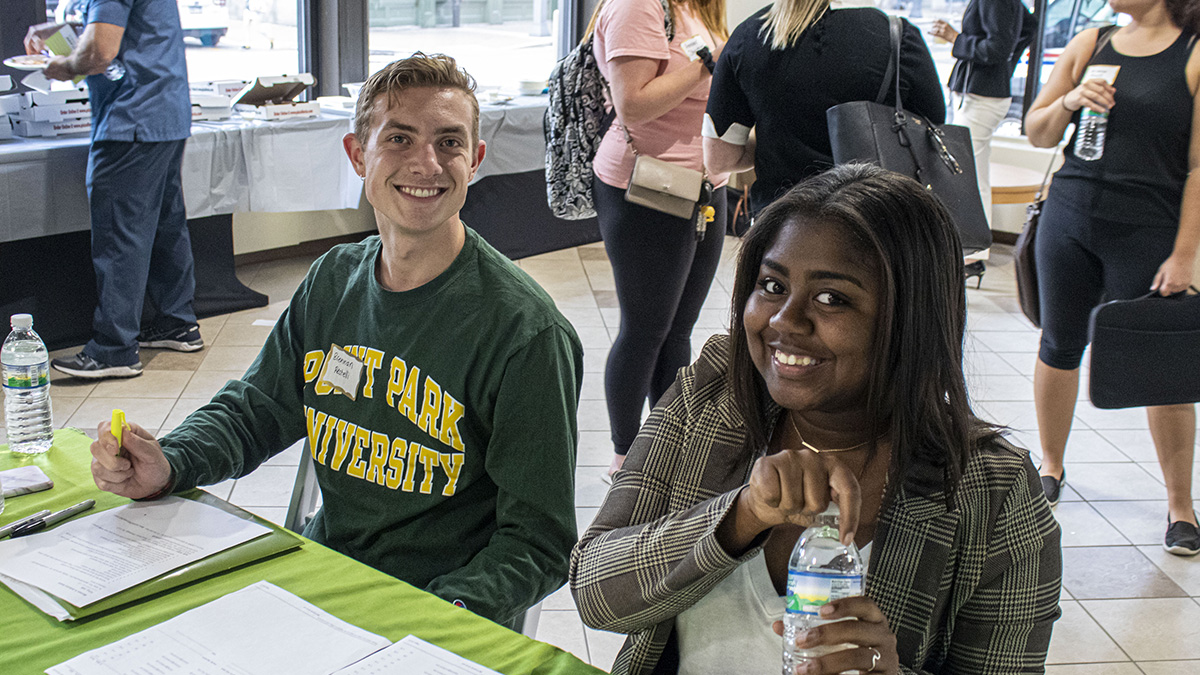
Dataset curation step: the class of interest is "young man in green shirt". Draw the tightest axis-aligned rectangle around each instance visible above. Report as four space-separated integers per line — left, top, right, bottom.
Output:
87 54 585 629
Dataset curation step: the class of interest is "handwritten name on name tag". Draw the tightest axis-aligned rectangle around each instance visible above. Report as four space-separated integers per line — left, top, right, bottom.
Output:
317 345 364 400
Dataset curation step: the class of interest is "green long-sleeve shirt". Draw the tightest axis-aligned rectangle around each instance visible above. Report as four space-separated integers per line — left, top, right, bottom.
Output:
160 228 584 625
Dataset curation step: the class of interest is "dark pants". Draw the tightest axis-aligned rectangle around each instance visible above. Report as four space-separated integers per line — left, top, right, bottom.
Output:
593 177 726 454
85 139 196 366
1035 195 1177 370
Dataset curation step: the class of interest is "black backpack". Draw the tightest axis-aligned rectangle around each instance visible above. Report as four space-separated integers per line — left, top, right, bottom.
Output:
543 1 673 220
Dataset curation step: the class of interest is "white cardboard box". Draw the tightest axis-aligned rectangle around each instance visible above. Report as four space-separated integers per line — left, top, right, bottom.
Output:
189 79 249 99
190 92 232 120
20 89 90 108
235 100 320 120
0 94 20 115
232 74 319 121
17 101 91 123
192 106 231 121
13 118 92 138
0 75 12 93
0 116 13 141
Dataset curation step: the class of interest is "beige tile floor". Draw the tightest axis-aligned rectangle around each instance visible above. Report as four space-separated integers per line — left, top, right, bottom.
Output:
5 238 1200 673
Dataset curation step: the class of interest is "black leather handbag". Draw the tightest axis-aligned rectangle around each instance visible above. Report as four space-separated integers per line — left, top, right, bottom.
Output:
827 14 991 254
1089 289 1200 409
1014 155 1057 327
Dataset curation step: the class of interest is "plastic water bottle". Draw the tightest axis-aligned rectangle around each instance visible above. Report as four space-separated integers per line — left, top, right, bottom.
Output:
1074 109 1107 161
2 314 54 455
104 59 125 81
782 504 864 675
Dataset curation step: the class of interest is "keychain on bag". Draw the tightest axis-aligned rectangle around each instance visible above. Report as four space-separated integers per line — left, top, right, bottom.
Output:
695 179 714 240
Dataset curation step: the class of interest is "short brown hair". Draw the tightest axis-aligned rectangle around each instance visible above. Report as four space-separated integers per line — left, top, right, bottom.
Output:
353 52 479 144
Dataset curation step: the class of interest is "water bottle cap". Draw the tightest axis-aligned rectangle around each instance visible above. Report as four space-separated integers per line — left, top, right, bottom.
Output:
821 503 840 516
10 314 32 329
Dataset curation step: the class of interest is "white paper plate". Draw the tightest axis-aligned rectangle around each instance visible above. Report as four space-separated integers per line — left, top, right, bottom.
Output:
4 54 50 70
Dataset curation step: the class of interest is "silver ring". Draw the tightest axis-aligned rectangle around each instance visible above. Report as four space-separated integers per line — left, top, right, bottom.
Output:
868 647 881 671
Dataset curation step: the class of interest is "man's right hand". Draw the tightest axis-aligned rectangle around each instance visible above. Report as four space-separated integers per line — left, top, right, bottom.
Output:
25 21 64 55
91 420 173 499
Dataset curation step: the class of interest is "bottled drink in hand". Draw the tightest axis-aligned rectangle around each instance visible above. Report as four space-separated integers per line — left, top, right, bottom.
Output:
1074 109 1107 161
782 504 864 674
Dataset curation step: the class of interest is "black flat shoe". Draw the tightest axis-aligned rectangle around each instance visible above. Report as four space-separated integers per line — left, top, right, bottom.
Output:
1039 469 1065 508
1165 515 1200 556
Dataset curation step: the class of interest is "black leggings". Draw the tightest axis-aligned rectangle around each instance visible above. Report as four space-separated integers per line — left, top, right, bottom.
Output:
593 177 727 454
1035 195 1177 370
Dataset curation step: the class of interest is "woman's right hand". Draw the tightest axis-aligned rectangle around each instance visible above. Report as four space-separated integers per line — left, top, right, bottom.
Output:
737 449 862 545
1062 78 1116 115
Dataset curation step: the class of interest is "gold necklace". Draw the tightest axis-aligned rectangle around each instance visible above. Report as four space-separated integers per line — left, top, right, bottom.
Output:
787 413 875 454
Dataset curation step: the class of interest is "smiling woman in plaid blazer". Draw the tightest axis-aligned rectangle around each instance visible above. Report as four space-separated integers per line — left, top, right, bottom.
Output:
570 164 1062 675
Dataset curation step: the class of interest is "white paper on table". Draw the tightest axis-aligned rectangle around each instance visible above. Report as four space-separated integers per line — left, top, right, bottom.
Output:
0 572 71 621
47 581 392 675
0 496 269 607
335 635 502 675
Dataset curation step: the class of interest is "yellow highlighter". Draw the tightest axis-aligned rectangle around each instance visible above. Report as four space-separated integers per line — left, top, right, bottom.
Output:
111 409 126 456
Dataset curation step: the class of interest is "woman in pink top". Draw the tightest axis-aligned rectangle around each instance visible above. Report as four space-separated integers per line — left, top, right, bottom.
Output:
589 0 730 481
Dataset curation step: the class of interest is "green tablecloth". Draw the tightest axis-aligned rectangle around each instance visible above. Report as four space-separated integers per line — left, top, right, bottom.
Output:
0 429 603 675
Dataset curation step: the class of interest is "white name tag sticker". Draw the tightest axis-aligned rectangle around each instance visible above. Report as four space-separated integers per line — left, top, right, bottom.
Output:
1083 64 1120 85
317 344 364 400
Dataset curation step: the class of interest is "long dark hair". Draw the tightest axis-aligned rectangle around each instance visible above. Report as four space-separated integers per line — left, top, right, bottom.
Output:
1165 0 1200 34
728 164 995 502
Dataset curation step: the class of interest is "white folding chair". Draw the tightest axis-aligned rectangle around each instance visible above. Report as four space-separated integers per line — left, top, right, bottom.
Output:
283 441 545 637
284 444 321 534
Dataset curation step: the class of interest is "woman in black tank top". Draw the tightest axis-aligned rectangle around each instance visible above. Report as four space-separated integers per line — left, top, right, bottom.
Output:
1025 0 1200 555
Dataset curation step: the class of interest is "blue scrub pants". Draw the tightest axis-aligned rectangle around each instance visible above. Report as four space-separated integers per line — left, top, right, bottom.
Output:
84 139 196 366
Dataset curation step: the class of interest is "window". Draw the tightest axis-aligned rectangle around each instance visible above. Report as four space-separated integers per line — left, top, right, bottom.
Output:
365 0 561 91
177 0 302 84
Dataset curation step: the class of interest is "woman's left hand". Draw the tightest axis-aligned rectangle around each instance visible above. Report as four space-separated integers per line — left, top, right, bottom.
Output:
928 20 959 46
774 597 899 674
1151 253 1195 295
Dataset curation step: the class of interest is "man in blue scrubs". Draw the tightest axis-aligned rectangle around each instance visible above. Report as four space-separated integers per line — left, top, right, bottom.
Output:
26 0 201 379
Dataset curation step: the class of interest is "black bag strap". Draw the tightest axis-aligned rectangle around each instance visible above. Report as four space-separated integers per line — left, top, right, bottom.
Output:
875 13 902 105
886 14 904 112
1032 26 1119 198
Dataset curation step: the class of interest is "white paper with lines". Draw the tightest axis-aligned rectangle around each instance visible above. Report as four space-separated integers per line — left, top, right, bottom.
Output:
47 581 390 675
0 496 269 608
335 635 502 675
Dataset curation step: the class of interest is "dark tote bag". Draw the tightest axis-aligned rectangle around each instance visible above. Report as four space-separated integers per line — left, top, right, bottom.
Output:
1013 155 1057 328
827 14 991 254
1088 289 1200 409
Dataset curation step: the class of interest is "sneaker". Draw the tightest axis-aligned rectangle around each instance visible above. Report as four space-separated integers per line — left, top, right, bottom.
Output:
51 352 143 379
138 324 204 352
1164 517 1200 556
1039 468 1066 508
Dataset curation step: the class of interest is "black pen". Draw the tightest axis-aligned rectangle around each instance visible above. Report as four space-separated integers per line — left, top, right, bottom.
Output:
11 499 96 538
0 510 52 539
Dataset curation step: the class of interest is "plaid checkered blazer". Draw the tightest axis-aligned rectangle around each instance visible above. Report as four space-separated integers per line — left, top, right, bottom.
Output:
570 334 1061 674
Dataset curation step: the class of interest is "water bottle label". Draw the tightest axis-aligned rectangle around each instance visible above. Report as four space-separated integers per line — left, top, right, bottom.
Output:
3 362 49 389
785 570 863 615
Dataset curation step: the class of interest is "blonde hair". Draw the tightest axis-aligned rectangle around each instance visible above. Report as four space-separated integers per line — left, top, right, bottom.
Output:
354 52 479 143
585 0 728 44
760 0 831 50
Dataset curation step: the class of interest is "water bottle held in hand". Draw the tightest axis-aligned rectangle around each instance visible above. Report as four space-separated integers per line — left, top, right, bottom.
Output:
1074 109 1107 161
782 504 864 674
2 314 54 455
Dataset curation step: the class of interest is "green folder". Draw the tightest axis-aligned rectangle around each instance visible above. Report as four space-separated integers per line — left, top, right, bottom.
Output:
28 489 304 621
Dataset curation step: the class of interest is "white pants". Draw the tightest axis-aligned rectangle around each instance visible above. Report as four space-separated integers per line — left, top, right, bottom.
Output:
951 93 1012 227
